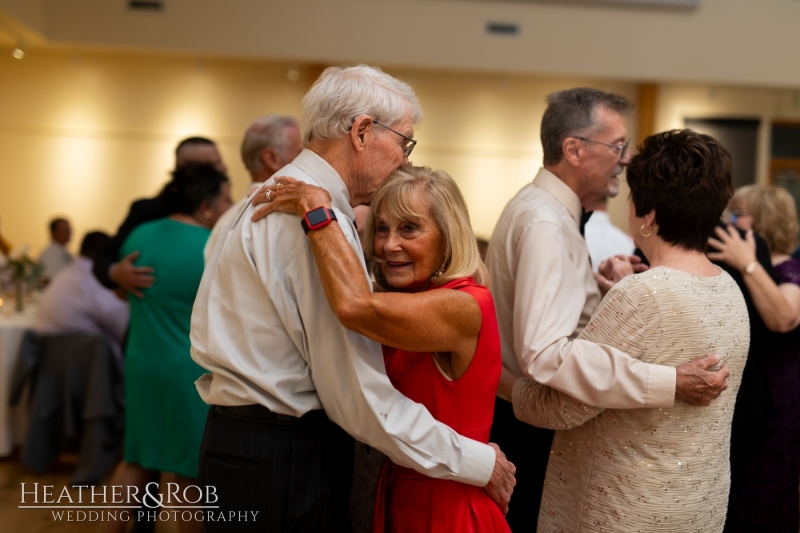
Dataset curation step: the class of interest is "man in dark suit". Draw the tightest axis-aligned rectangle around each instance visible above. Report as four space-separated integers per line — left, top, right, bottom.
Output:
94 137 227 295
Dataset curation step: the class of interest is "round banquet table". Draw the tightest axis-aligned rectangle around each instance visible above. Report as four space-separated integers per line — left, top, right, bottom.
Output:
0 302 37 456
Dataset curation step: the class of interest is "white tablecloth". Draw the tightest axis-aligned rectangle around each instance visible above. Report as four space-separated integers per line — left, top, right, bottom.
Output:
0 303 37 456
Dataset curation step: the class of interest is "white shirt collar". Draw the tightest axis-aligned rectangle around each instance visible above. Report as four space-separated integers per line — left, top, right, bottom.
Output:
292 149 355 222
533 168 583 228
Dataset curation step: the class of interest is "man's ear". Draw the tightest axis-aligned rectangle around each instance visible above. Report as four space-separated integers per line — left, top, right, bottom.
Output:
562 137 582 167
259 148 281 173
350 115 373 153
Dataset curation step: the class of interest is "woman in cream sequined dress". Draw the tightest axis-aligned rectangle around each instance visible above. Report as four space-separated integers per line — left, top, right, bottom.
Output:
503 130 749 532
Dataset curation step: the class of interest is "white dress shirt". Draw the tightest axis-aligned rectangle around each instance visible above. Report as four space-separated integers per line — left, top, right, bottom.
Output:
485 168 675 409
584 210 635 272
204 181 262 263
191 149 495 487
36 256 130 356
38 242 73 280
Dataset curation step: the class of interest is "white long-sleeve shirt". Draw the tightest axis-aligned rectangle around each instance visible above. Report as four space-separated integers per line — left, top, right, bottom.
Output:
584 210 635 273
38 242 73 280
485 168 676 409
203 181 262 264
36 256 129 356
190 149 495 487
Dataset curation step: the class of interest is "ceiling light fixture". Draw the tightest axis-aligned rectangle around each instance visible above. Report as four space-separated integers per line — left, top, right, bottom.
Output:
0 20 26 59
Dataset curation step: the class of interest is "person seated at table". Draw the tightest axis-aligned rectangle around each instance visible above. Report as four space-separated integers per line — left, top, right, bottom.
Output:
36 231 129 357
38 217 73 282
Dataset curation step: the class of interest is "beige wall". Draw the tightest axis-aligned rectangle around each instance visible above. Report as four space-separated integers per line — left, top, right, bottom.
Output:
0 48 306 254
0 47 640 252
3 45 800 255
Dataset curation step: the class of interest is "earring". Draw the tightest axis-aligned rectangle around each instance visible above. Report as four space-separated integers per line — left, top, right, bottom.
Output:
203 212 211 220
640 224 652 237
433 266 446 278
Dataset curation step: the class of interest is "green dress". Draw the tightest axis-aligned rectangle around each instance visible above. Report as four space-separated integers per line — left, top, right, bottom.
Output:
121 218 210 478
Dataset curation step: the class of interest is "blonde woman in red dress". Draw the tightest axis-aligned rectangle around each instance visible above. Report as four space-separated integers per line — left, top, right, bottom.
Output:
255 165 512 533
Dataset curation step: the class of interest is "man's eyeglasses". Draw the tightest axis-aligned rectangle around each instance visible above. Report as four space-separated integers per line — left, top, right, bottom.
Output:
354 116 417 157
373 119 417 157
573 136 630 160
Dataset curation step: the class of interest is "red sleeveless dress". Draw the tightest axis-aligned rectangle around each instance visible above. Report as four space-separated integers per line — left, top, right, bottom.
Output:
372 277 511 533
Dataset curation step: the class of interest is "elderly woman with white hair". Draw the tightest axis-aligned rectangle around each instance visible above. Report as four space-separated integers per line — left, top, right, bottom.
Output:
255 165 512 532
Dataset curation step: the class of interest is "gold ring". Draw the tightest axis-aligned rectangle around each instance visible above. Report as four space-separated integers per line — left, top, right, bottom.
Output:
276 183 283 189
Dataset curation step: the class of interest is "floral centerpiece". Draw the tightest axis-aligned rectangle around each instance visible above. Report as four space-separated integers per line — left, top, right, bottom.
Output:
5 246 42 312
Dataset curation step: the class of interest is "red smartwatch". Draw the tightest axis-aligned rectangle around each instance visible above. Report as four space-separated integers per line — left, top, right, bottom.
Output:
301 206 337 234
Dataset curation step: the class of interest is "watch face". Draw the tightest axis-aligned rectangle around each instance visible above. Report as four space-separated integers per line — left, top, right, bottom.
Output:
306 208 331 226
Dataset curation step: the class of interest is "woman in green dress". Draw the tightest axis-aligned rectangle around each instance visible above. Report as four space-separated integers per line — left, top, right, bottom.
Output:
108 163 232 533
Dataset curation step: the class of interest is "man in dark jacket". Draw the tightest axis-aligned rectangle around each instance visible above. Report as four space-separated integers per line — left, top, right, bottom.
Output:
94 137 227 295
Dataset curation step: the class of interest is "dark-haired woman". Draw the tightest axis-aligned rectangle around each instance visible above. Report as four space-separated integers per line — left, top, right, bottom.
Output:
500 130 749 532
108 163 231 533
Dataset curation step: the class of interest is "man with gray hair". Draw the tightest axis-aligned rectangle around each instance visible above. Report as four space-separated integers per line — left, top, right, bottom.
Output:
191 65 515 532
486 87 729 531
204 115 302 261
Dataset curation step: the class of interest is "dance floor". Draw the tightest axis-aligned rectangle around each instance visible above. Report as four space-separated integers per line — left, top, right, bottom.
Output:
0 451 180 533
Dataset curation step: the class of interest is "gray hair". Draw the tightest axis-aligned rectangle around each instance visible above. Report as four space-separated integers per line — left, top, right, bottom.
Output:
541 88 632 166
301 65 422 146
240 115 300 173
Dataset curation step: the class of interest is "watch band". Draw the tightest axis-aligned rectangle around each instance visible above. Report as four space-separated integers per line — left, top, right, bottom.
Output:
301 206 337 234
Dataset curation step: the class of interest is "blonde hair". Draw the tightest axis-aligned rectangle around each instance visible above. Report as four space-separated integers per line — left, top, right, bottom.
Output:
730 184 799 254
364 165 488 290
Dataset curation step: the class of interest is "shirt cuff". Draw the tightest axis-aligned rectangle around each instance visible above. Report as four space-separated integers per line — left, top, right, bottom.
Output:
645 364 676 408
457 438 496 487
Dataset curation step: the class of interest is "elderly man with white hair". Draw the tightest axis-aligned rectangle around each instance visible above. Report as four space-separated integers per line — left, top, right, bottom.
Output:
190 65 515 532
203 114 302 262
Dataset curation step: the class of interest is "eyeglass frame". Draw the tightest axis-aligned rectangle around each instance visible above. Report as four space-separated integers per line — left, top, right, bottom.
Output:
351 115 417 157
730 208 750 224
573 136 630 160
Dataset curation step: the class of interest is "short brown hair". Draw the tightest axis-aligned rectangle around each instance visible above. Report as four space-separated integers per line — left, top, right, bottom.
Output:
626 129 733 252
731 185 799 255
364 165 488 290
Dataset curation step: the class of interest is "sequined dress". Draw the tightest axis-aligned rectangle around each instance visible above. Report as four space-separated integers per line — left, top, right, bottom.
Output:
512 267 749 532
